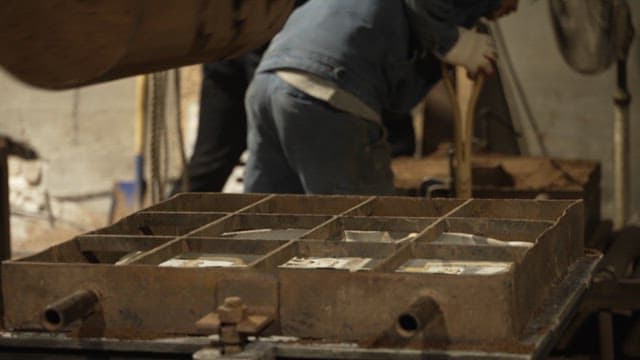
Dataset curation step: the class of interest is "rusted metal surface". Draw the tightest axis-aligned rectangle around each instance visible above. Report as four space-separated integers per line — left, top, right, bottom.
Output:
563 226 640 359
0 254 598 359
0 0 295 89
3 193 586 355
392 155 601 234
196 296 274 354
0 255 596 359
42 289 100 332
366 296 444 349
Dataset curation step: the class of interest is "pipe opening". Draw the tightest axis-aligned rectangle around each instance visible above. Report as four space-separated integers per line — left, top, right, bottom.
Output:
44 309 62 327
394 296 440 338
397 313 420 336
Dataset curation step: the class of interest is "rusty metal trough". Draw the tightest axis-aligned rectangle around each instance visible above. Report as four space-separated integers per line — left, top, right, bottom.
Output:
392 156 601 233
1 194 597 358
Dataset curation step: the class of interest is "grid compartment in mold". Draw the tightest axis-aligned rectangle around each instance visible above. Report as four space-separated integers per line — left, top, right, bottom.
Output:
91 211 227 236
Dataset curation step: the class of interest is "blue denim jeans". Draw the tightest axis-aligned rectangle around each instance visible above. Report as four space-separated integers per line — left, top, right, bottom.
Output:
244 72 395 195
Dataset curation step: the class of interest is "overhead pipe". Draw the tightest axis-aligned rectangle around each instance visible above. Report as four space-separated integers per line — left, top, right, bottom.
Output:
0 0 295 89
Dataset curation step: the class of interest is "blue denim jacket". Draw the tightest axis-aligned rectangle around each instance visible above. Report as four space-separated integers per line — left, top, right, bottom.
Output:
256 0 499 114
404 0 501 55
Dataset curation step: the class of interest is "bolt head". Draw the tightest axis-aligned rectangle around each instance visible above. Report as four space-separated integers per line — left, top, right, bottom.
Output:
224 297 243 308
217 304 247 324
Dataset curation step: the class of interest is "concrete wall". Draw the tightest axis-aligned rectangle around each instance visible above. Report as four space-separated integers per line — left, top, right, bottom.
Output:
0 67 191 202
497 0 640 221
0 69 135 198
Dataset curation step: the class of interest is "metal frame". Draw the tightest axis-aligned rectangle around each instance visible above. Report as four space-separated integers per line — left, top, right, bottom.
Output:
2 194 588 357
0 253 599 359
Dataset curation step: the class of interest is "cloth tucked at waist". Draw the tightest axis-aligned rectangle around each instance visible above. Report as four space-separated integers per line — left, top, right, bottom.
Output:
276 70 381 124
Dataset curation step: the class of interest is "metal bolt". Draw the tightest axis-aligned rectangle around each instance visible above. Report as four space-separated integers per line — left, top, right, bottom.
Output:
224 297 243 308
218 297 247 324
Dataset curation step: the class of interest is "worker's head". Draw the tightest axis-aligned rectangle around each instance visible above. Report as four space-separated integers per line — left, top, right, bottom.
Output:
489 0 518 19
450 0 518 28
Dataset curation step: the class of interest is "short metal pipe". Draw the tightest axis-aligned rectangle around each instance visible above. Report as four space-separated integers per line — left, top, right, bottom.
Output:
41 289 99 331
395 296 440 337
613 59 631 230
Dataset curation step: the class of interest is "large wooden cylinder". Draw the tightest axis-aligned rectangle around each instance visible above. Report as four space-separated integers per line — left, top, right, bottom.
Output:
0 0 294 89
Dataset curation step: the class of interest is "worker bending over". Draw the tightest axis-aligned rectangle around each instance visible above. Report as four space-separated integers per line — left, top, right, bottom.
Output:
244 0 517 195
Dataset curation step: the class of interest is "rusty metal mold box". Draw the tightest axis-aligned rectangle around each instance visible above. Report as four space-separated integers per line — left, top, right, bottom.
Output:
392 156 600 233
2 194 584 350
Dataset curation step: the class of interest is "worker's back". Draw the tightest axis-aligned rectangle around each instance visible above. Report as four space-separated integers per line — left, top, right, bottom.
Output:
257 0 429 114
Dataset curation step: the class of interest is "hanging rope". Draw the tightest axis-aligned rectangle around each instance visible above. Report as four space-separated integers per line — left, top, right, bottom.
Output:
149 71 168 204
173 69 190 193
146 69 189 204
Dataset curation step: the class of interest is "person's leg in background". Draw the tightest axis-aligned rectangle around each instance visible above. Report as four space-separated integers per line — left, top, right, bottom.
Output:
245 73 395 196
382 110 415 158
174 50 262 193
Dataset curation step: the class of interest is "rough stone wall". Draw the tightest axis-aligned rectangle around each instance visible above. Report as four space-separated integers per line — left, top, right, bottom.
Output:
0 69 135 198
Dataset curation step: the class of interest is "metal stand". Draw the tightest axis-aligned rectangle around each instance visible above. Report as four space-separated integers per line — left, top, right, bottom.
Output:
0 138 10 261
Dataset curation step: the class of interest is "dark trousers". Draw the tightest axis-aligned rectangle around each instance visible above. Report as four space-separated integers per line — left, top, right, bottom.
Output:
184 52 262 192
180 53 414 193
245 73 395 195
